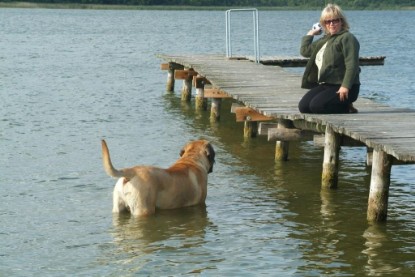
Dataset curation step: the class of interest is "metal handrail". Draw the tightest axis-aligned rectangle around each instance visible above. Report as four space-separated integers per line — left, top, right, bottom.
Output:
225 8 260 63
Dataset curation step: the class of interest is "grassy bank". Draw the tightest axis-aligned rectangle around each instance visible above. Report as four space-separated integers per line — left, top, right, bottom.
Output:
0 1 413 10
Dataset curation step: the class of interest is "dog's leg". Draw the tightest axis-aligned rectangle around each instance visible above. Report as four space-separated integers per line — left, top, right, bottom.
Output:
126 181 157 217
128 192 156 217
112 178 129 213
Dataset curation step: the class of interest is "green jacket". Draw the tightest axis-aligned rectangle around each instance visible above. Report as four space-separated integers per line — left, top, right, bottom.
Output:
300 30 360 89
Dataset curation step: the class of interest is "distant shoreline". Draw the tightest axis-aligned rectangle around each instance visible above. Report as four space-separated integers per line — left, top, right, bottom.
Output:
0 2 414 11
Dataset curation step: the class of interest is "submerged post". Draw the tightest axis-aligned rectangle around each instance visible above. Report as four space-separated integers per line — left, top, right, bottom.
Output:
244 121 258 138
167 70 175 91
161 62 184 92
274 119 292 161
210 98 222 122
322 125 340 189
176 67 195 102
181 77 192 102
367 149 393 222
194 75 207 110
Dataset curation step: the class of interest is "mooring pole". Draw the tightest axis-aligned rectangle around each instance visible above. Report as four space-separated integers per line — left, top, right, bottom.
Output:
322 125 341 189
194 75 207 110
210 98 222 122
244 121 258 138
181 68 192 102
274 119 293 161
367 149 393 222
166 67 175 92
161 62 179 92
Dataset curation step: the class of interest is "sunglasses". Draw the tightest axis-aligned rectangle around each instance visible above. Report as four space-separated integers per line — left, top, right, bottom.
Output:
324 18 341 25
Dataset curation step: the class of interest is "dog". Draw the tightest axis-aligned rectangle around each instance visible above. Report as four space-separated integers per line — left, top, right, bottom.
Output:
101 139 215 217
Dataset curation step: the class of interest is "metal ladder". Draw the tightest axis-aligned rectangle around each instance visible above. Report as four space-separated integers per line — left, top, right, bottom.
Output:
225 8 260 63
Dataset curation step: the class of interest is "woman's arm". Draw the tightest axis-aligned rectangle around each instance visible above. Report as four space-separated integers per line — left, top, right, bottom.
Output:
341 33 360 89
300 35 316 58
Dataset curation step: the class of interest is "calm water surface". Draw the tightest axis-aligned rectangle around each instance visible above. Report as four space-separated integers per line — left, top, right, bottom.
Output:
1 8 414 276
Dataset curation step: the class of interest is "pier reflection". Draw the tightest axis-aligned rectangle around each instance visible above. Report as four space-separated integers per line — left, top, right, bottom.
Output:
362 224 400 276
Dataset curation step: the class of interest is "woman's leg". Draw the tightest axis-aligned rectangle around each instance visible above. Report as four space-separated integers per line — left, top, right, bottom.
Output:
299 84 360 114
298 85 327 113
309 84 353 114
348 84 360 113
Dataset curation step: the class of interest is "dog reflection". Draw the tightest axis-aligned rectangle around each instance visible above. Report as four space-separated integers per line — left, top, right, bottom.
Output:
110 205 211 257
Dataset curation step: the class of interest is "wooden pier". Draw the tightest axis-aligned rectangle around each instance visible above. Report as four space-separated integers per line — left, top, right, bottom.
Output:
158 54 414 222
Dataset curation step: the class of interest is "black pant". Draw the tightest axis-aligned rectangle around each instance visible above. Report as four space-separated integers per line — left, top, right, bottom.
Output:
298 84 360 114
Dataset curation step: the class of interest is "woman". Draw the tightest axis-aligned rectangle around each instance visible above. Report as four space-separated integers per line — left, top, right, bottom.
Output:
298 4 360 114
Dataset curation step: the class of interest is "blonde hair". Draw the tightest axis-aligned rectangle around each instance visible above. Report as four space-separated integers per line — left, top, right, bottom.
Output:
320 4 350 32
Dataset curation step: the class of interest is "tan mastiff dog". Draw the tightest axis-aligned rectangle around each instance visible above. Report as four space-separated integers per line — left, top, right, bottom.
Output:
101 139 215 217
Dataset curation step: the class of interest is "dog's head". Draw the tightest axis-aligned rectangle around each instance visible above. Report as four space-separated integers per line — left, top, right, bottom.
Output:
180 140 215 173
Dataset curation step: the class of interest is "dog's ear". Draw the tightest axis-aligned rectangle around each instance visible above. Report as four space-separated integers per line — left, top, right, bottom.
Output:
179 148 185 157
205 143 215 173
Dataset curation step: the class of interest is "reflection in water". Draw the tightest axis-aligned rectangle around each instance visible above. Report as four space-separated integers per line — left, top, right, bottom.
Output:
362 224 400 276
320 188 336 219
294 188 346 274
109 206 212 273
318 189 344 270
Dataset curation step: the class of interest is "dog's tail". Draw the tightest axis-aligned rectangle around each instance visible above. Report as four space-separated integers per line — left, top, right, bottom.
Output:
101 139 125 178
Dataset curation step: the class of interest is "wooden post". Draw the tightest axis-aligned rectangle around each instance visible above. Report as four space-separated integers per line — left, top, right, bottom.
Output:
166 67 175 92
174 68 196 102
244 121 258 138
367 149 393 222
275 119 293 161
210 98 222 122
322 125 341 189
366 147 373 166
181 76 192 102
161 62 183 92
194 75 207 110
275 141 289 161
234 106 271 138
204 88 230 122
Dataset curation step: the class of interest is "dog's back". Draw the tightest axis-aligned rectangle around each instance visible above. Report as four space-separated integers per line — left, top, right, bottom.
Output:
102 139 214 217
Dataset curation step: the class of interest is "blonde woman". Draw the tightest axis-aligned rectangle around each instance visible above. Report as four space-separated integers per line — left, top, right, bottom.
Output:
298 4 360 114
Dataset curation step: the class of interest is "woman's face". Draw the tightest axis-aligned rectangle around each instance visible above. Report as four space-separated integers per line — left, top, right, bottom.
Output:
324 18 342 35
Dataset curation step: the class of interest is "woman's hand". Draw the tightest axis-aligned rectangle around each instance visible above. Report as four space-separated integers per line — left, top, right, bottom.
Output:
307 29 322 36
337 86 349 101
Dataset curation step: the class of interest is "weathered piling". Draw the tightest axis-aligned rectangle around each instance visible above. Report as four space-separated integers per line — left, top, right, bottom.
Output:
181 72 192 102
367 149 393 221
172 67 196 102
166 67 175 92
161 62 183 92
321 125 341 189
274 119 293 161
194 75 207 110
234 106 272 138
244 121 258 138
205 88 232 122
210 98 222 122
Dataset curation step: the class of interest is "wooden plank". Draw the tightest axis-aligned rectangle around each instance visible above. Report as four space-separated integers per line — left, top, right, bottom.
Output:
160 62 184 70
234 107 273 122
204 88 232 99
174 69 197 80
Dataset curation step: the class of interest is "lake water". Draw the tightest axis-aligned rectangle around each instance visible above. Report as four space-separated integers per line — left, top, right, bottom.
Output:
1 8 414 276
